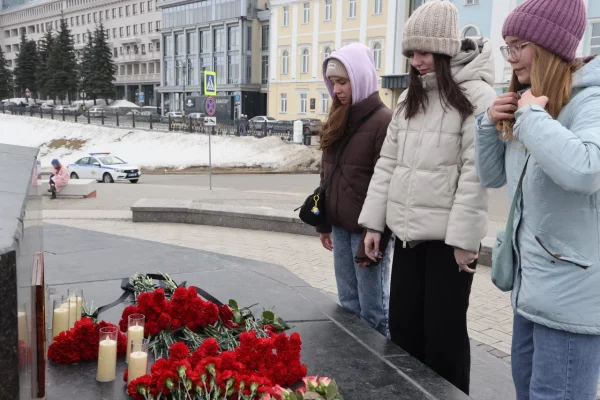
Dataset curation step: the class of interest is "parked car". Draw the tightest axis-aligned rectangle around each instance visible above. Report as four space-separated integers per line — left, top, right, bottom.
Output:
53 105 67 112
248 116 277 132
300 118 323 135
188 112 205 120
69 152 141 183
88 107 105 117
137 111 160 122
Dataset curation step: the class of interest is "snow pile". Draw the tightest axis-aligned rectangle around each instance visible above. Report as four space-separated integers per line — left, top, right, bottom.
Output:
0 114 321 171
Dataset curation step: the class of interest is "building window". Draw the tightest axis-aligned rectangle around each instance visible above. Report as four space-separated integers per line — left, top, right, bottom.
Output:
591 23 600 55
157 21 160 30
93 12 97 22
76 16 80 25
324 0 332 21
76 33 81 43
175 33 183 55
87 13 91 23
112 8 116 18
261 55 269 84
70 17 74 26
374 0 383 14
214 55 226 84
228 54 240 84
164 35 172 56
282 50 289 74
373 42 382 70
119 7 123 17
133 4 137 14
321 93 330 113
465 0 479 5
349 0 357 18
127 26 131 36
200 30 209 53
462 25 479 38
187 31 197 54
228 26 240 51
283 6 289 27
280 94 287 113
141 24 145 34
324 46 332 59
299 93 307 113
141 44 146 54
120 27 124 37
134 25 138 35
303 3 310 24
113 48 118 58
247 26 252 51
261 25 269 51
105 10 109 19
140 2 145 13
106 30 110 39
148 1 153 11
214 28 224 52
113 28 117 37
246 55 252 83
301 49 309 74
126 5 130 16
148 22 153 32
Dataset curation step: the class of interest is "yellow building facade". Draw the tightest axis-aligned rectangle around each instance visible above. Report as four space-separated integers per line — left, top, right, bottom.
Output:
267 0 410 121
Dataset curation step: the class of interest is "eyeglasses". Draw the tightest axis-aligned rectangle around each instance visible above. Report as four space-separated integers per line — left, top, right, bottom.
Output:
500 42 530 61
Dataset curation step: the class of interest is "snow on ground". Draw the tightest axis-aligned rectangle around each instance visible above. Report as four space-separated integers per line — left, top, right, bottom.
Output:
0 114 321 171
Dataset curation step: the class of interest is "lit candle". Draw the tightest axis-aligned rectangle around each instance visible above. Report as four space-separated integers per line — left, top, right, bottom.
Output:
96 335 117 382
63 299 78 329
127 350 148 384
52 305 69 339
126 325 144 363
70 295 82 322
18 312 27 344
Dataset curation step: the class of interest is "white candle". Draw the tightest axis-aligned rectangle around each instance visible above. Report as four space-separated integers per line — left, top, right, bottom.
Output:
18 312 27 344
96 336 117 382
52 307 69 339
126 325 145 363
127 351 148 384
70 295 82 322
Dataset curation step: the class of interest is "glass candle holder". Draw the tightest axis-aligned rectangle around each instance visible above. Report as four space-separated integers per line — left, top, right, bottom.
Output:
127 338 149 385
18 303 28 345
96 326 118 382
126 314 145 363
52 297 70 340
67 288 84 324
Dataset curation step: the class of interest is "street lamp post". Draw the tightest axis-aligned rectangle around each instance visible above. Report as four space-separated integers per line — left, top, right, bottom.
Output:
178 59 191 113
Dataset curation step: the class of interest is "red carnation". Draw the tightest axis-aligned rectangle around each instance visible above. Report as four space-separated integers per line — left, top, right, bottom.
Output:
157 313 171 330
127 374 152 400
219 305 234 322
169 342 191 361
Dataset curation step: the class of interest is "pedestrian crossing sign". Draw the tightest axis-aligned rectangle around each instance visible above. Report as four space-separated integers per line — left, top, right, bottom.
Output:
204 71 217 96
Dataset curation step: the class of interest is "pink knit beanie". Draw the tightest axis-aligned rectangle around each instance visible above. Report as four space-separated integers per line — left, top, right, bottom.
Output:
502 0 587 62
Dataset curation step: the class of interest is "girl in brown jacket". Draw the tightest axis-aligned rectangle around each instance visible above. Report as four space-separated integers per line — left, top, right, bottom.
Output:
317 43 392 336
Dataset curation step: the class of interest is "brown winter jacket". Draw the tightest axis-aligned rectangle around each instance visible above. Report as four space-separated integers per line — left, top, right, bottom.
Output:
316 92 392 234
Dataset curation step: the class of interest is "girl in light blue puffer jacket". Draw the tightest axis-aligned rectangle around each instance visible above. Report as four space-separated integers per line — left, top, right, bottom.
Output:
475 0 600 398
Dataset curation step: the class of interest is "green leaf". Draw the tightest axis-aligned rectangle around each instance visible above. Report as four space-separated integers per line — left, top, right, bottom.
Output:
262 310 275 321
229 299 239 309
326 381 339 400
276 317 291 329
302 392 323 400
233 310 243 324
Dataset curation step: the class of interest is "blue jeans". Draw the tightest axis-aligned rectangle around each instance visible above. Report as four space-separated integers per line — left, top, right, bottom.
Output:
331 225 390 336
512 314 600 400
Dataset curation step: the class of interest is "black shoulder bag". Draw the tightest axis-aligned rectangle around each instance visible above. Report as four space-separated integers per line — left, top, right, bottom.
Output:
297 104 384 227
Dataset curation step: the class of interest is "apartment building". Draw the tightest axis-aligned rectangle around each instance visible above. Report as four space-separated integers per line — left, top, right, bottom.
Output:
157 0 270 117
0 0 162 105
266 0 409 121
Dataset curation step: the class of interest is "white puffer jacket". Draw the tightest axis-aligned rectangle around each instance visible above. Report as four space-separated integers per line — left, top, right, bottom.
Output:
358 38 497 252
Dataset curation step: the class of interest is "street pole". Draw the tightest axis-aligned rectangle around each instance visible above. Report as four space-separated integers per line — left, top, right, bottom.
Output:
209 126 213 190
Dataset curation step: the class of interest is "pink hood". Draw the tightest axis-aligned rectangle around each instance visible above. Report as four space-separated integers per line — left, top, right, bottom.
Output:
322 43 379 105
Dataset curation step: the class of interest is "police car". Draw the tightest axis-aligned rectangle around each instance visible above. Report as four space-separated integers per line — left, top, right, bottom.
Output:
69 153 141 183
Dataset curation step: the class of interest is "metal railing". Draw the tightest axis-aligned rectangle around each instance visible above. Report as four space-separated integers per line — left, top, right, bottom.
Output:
1 104 296 141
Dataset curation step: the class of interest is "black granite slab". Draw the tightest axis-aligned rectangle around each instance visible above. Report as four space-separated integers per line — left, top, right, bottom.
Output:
45 224 514 400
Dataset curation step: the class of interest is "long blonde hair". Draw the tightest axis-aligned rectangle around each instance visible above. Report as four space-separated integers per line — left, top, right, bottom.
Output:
500 44 581 140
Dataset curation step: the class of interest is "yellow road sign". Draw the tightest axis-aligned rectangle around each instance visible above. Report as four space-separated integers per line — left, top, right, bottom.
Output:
204 71 217 95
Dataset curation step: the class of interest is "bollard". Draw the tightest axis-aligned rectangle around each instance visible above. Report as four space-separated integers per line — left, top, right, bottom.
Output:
62 108 65 121
40 107 43 119
51 107 54 119
189 116 193 133
30 106 33 116
149 113 153 129
116 110 119 126
168 115 172 131
263 120 267 137
87 110 91 124
132 112 135 128
101 110 105 125
1 105 3 114
75 111 78 122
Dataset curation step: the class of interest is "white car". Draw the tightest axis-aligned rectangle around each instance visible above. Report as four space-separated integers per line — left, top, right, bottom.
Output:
69 153 141 183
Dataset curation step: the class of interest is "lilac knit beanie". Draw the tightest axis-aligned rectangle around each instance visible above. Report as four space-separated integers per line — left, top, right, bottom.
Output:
502 0 586 62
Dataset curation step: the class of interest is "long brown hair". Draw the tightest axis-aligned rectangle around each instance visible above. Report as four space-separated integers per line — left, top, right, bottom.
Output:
398 54 474 121
319 96 351 150
500 44 581 140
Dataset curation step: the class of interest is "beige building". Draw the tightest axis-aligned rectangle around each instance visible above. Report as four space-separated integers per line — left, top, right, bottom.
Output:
267 0 411 121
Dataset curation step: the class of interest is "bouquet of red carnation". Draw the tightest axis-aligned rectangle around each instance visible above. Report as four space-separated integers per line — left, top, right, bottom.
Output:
48 318 127 364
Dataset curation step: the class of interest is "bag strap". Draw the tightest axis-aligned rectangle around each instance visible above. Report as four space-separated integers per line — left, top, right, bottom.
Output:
321 103 385 191
504 154 530 237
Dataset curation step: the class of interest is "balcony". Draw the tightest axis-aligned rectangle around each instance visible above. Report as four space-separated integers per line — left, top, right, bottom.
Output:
120 36 142 45
115 51 161 63
115 73 161 83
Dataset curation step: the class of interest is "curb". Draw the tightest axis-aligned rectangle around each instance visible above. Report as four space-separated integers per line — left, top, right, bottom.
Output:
131 198 494 266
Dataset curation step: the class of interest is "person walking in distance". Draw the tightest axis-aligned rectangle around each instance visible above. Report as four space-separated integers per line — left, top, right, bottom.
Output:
316 43 393 336
359 1 496 394
475 0 600 398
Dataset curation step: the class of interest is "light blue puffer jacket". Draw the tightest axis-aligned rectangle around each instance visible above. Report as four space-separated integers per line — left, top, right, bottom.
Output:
475 57 600 335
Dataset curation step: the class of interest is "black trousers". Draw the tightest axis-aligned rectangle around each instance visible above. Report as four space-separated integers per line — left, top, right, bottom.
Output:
389 240 475 395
